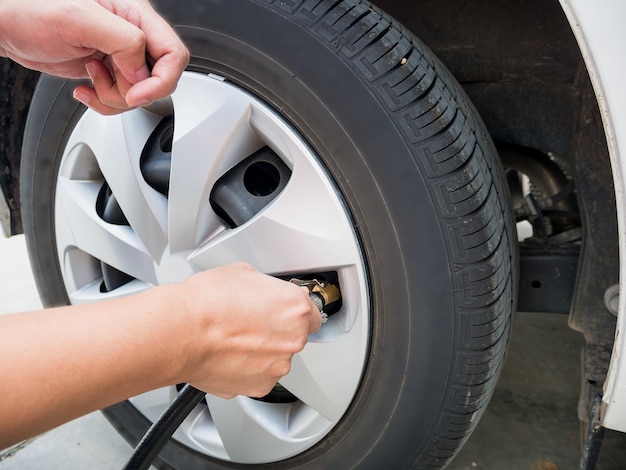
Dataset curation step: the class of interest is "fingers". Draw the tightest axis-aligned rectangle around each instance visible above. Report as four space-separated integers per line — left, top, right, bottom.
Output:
303 288 323 334
72 0 189 114
72 60 131 115
124 51 188 108
76 3 150 87
124 7 190 107
171 264 327 398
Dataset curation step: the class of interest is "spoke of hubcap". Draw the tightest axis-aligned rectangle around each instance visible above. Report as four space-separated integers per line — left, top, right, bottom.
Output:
168 74 264 253
205 396 316 463
70 110 168 261
278 325 367 422
188 166 359 274
129 387 176 422
55 178 157 284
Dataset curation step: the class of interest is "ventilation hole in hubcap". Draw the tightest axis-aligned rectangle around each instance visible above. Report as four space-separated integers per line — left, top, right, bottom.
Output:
141 116 174 197
243 161 281 197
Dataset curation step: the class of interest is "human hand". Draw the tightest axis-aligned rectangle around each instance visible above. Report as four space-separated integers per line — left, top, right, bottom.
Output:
172 263 322 399
0 0 189 114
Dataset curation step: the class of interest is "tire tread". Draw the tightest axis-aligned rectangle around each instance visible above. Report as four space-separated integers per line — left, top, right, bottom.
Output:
271 1 516 467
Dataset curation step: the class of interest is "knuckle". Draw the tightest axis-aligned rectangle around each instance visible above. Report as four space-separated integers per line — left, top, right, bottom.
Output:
180 47 191 67
249 383 274 399
126 29 147 51
232 261 253 271
292 335 307 353
275 360 292 378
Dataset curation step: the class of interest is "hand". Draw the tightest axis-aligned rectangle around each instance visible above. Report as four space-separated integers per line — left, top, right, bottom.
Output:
174 263 322 399
0 0 189 114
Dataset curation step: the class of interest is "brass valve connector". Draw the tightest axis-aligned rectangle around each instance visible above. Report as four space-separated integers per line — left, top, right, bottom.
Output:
289 278 341 322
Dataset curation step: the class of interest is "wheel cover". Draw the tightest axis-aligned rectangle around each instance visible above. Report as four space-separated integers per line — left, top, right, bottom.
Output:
54 72 370 463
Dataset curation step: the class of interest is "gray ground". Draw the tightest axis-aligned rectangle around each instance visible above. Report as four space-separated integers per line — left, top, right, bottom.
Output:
0 234 625 469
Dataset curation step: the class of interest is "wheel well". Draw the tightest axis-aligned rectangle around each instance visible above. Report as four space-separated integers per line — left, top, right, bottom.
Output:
0 59 40 235
372 0 618 423
373 0 585 154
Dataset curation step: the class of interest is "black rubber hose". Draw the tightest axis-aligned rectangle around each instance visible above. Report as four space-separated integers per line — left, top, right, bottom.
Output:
123 384 206 470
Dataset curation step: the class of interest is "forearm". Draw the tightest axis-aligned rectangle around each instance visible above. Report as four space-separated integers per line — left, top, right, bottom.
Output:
0 284 186 449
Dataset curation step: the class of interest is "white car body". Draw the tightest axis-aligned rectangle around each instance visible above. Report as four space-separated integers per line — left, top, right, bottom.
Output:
561 0 626 432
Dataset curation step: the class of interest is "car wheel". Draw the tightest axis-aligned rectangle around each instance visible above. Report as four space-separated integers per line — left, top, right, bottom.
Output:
20 1 517 468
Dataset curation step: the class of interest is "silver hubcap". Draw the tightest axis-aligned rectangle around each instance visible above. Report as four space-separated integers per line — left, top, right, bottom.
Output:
54 72 370 463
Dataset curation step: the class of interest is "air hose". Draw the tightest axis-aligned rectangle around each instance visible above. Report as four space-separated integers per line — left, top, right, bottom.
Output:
123 279 339 470
122 384 205 470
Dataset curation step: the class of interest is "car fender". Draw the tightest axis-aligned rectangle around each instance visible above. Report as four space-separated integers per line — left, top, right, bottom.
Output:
559 0 626 432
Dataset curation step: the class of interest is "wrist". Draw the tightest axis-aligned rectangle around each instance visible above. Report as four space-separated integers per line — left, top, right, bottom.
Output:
142 282 208 387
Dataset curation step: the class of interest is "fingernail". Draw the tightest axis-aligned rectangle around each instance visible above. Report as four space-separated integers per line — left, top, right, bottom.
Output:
85 63 96 83
73 89 89 107
128 97 152 108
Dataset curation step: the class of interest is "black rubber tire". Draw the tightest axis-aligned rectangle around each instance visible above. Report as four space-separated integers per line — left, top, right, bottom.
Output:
20 1 518 468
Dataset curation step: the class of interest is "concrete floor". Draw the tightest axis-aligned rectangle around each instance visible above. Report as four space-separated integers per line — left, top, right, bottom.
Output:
448 312 626 470
0 234 625 469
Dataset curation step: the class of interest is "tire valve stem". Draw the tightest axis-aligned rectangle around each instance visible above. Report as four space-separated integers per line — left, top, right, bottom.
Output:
289 278 341 323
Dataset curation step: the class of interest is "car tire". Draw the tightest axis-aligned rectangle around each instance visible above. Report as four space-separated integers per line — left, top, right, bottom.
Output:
20 1 518 468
